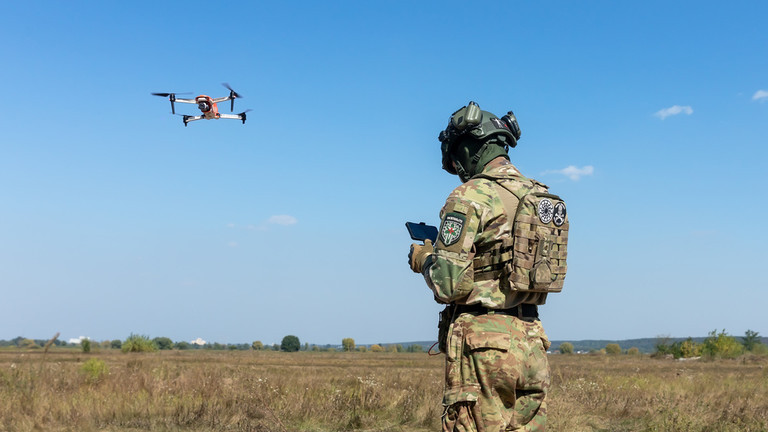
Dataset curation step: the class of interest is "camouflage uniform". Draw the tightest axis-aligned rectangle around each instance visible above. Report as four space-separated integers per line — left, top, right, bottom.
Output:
422 157 551 432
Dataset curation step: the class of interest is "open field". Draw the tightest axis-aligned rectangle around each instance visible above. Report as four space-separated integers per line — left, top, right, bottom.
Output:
1 349 766 431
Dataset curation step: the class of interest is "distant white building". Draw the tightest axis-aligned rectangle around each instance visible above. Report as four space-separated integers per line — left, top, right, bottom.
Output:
190 337 207 346
68 336 90 344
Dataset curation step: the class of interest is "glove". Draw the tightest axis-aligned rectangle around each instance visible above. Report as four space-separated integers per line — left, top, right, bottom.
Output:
408 239 433 273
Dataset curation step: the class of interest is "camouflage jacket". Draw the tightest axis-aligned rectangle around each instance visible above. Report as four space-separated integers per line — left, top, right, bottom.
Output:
422 158 548 308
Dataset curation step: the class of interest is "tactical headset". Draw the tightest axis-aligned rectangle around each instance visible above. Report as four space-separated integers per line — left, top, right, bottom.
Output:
439 101 522 178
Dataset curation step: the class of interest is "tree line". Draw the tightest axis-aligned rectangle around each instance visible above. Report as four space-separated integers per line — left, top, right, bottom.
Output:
0 335 428 354
555 329 767 359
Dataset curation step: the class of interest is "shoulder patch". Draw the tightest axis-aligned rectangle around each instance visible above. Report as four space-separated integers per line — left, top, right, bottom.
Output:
537 198 554 224
439 213 465 246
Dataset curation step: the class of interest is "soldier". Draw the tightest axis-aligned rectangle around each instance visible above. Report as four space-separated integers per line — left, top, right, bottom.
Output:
408 102 568 431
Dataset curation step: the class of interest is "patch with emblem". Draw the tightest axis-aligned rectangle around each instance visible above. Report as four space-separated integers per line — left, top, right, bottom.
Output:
537 198 554 224
553 202 567 227
439 213 465 246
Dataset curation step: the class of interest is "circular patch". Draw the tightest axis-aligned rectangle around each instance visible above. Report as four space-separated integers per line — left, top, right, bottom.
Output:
538 199 554 224
553 202 567 227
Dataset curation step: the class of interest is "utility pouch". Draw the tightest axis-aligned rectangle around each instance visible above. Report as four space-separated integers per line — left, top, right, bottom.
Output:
438 305 455 354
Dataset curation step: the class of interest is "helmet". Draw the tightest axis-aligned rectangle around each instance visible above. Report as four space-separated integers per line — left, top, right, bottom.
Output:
439 102 521 182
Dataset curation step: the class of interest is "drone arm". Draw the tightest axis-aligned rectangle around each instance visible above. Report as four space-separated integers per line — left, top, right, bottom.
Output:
219 113 247 124
174 98 197 104
211 96 231 104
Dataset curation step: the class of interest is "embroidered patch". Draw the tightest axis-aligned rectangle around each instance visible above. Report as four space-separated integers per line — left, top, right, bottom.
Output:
553 202 567 227
538 199 554 224
439 213 465 246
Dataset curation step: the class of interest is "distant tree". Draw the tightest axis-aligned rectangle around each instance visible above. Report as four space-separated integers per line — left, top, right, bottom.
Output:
742 330 761 351
678 338 701 358
281 335 300 352
605 343 621 355
342 338 356 352
702 329 744 359
407 344 424 353
252 341 264 350
370 344 384 352
654 335 673 356
272 344 280 351
559 342 574 354
153 337 174 350
122 334 157 353
110 339 122 349
312 345 321 351
627 347 640 356
358 345 368 352
81 338 91 353
175 341 190 350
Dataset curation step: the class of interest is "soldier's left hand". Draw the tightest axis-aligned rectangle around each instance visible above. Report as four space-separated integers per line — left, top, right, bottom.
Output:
408 239 433 273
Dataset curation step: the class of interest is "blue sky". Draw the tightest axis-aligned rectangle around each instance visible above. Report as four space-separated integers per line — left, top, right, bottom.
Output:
1 1 766 346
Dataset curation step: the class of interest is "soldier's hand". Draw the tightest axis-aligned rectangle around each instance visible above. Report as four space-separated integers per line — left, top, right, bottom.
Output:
408 239 434 273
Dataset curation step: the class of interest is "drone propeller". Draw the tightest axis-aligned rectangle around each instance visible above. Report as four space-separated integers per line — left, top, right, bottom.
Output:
222 83 242 112
239 109 252 124
152 92 191 115
171 113 193 126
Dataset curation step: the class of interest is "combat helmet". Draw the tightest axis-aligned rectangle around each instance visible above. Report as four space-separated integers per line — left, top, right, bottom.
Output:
439 101 521 182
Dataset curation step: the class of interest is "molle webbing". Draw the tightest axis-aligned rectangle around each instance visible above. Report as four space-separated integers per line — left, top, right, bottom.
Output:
472 173 569 293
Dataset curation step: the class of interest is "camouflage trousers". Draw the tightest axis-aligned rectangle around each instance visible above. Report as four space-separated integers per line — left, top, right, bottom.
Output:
442 312 551 432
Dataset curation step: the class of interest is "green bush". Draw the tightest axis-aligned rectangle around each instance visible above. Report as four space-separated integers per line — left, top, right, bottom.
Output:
627 347 640 356
175 341 191 350
702 329 744 359
81 338 91 353
605 343 621 355
342 338 355 352
559 342 574 354
281 335 300 352
121 334 158 353
80 358 109 383
252 341 264 350
153 337 173 350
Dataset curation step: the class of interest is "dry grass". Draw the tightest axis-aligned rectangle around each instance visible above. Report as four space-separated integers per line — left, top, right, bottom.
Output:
0 349 766 431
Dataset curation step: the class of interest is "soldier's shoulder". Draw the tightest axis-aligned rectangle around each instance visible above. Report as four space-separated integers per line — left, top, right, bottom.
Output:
447 177 497 206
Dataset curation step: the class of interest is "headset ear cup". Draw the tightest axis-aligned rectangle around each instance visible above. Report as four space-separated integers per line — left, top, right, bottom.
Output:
502 111 521 141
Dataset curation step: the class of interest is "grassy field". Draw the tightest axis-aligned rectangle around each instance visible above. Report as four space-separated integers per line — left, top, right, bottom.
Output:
1 349 766 431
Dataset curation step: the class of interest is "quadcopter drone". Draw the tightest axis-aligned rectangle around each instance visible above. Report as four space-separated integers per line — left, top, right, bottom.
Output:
152 83 251 127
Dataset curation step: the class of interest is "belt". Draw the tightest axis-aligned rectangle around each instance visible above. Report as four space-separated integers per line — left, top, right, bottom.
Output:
454 303 539 320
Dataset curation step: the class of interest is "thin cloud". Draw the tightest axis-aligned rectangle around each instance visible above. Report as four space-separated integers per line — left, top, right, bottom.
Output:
654 105 693 120
753 90 768 102
543 165 594 181
267 215 298 226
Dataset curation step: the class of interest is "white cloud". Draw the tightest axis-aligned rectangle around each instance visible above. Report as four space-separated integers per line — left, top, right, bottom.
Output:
654 105 693 120
267 215 298 226
544 165 594 181
753 90 768 102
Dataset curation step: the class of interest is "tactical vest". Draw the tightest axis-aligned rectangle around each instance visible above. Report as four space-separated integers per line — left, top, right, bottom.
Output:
472 174 568 293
